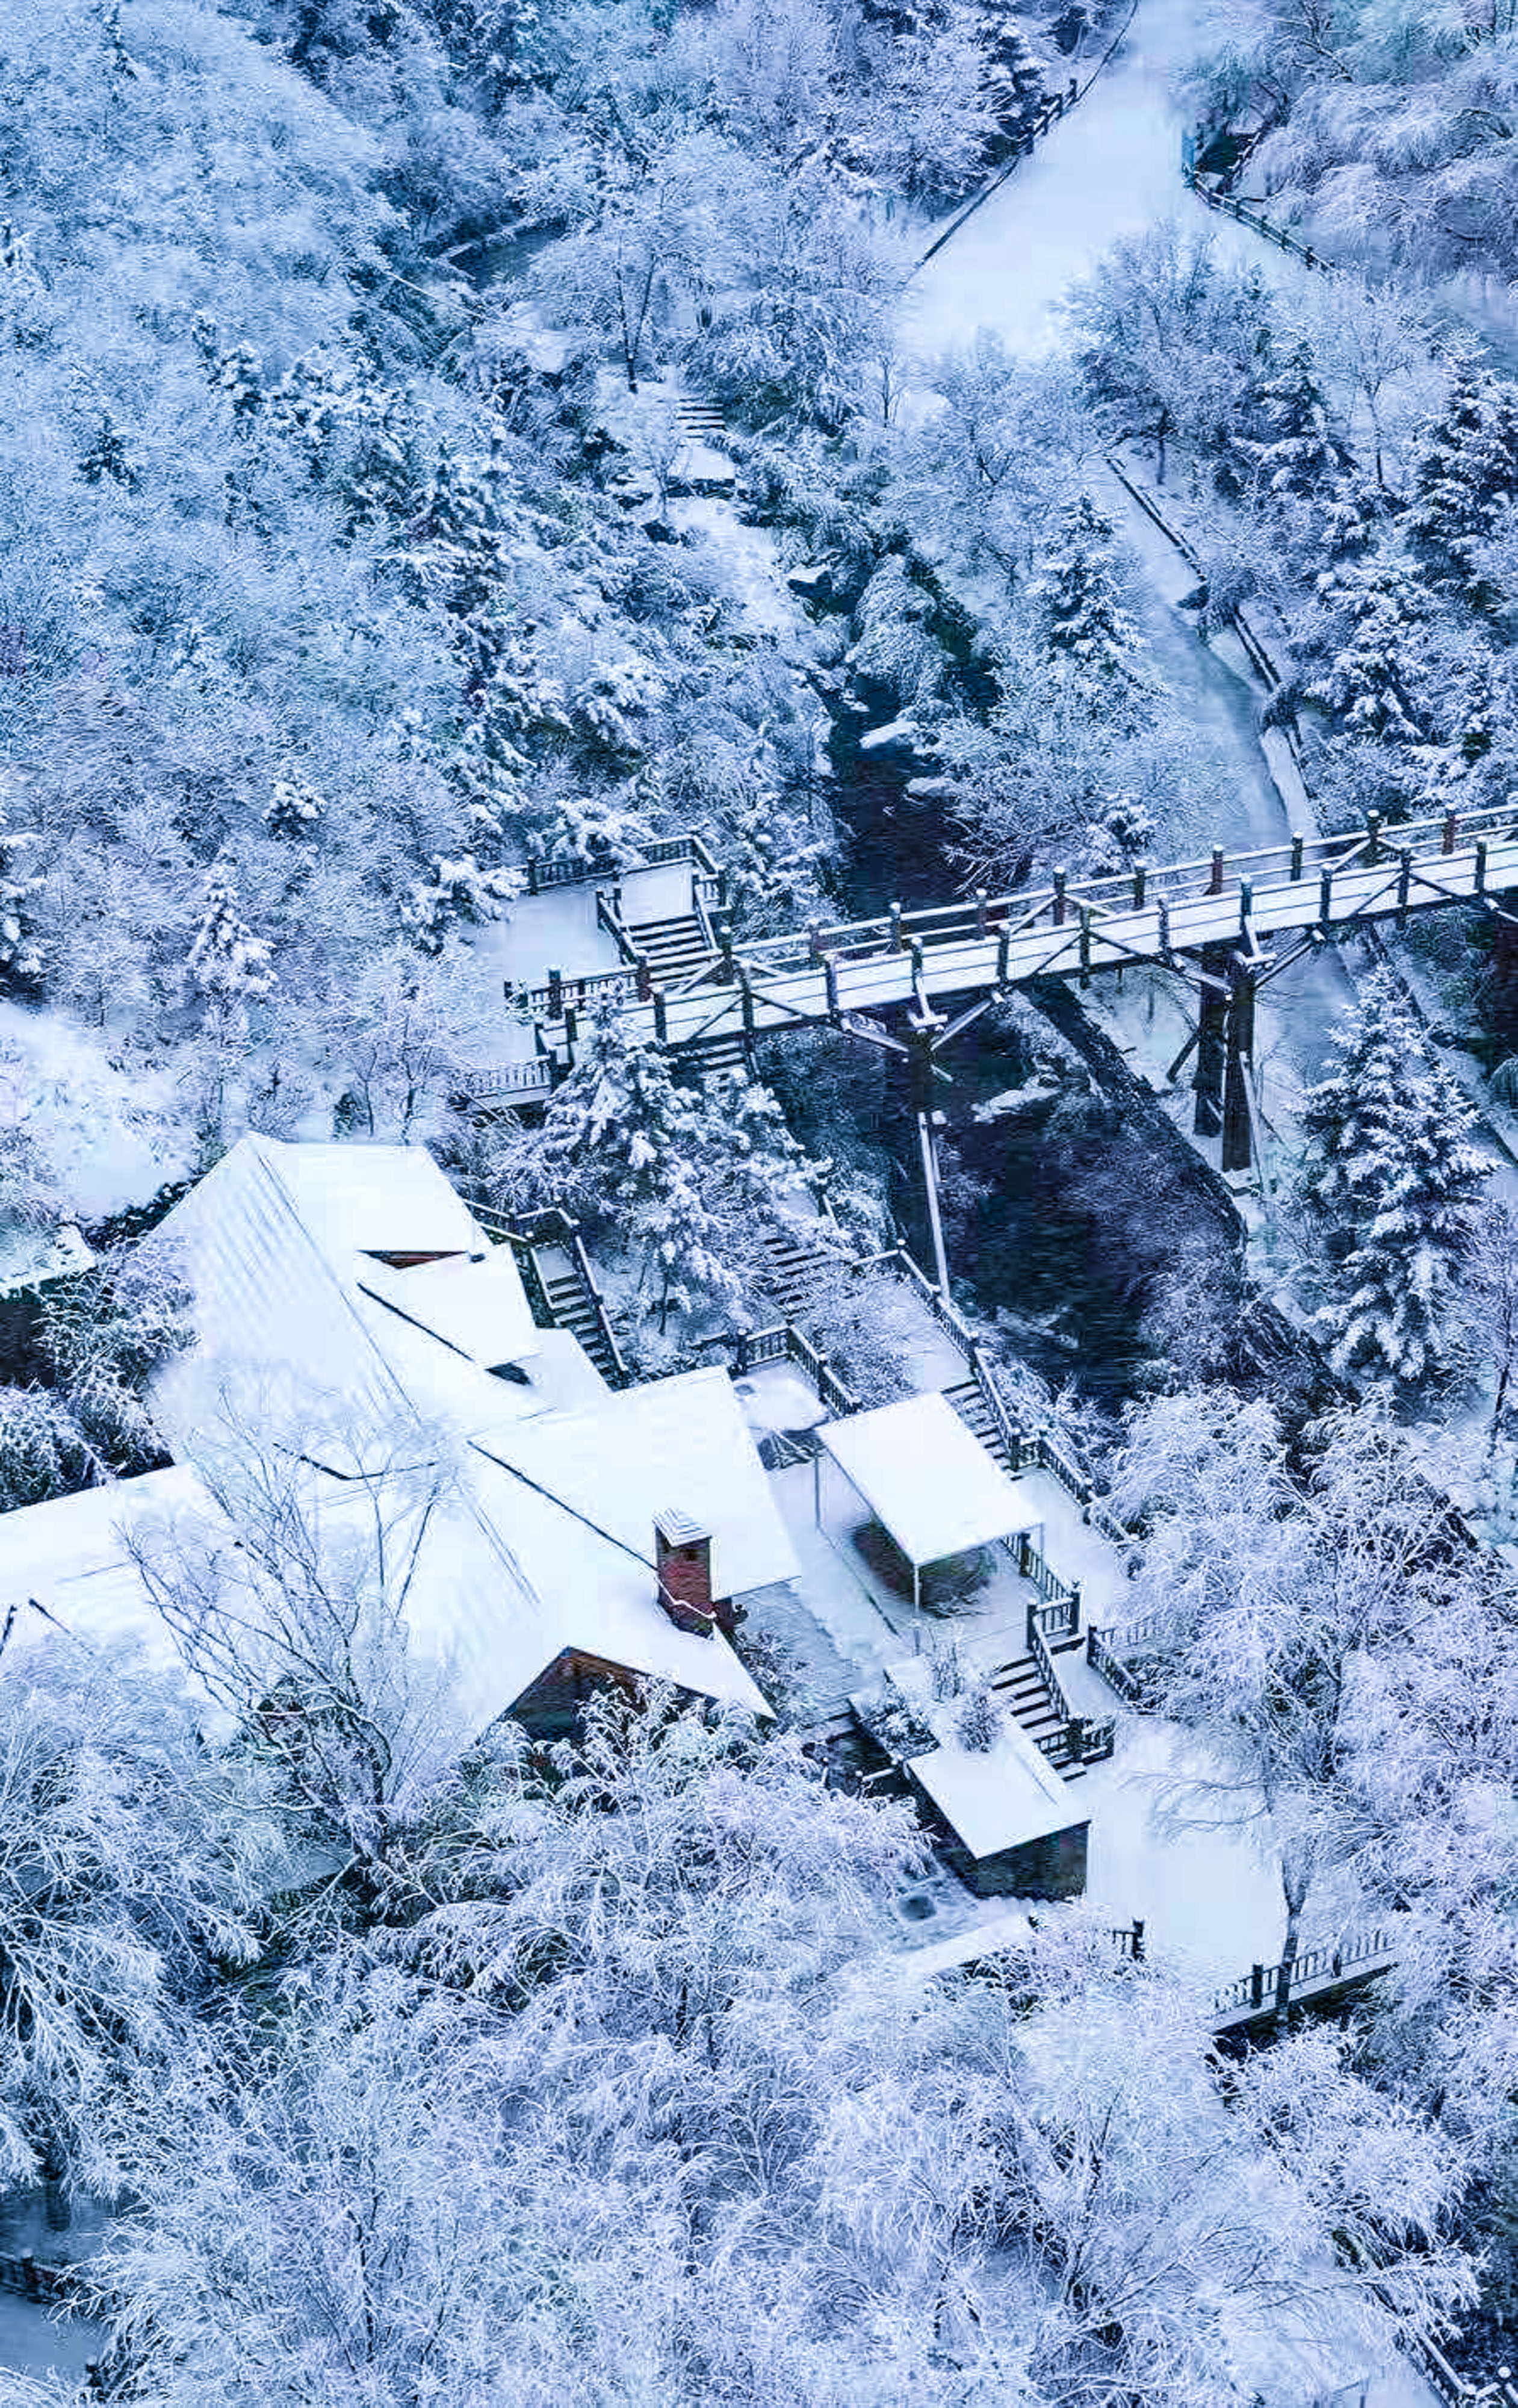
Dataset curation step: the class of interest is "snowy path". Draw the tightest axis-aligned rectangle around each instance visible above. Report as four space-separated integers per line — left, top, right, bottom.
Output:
901 0 1313 365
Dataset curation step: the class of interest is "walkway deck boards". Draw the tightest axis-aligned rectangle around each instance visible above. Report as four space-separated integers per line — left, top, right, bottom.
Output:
526 818 1518 1056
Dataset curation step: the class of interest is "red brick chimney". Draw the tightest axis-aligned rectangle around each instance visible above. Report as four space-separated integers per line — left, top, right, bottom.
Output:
654 1507 716 1636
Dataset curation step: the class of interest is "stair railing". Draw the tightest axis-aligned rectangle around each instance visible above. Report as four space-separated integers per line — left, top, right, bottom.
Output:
969 1344 1026 1471
466 1200 631 1388
561 1217 632 1388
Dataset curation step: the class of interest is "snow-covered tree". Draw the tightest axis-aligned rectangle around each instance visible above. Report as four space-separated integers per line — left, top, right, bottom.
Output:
330 940 489 1140
125 1379 476 1920
34 1237 190 1477
88 1958 542 2408
1225 337 1352 504
0 1634 271 2200
180 878 277 1013
1306 549 1436 743
1410 354 1518 606
955 1683 1000 1751
0 817 44 987
494 1014 825 1335
262 774 326 840
399 851 519 952
1296 970 1489 1385
1070 225 1274 486
1109 1389 1476 1982
1468 1196 1518 1450
1034 491 1144 692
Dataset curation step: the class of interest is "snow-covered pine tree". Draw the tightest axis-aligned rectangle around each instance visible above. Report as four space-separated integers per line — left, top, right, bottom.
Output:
1297 969 1489 1385
0 819 43 987
400 854 520 953
1410 354 1518 606
1033 493 1144 701
1230 338 1352 503
494 1014 827 1336
977 5 1045 155
181 878 276 1011
497 1013 745 1333
1306 550 1434 743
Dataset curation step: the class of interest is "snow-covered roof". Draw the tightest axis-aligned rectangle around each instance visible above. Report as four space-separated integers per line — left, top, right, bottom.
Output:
0 1220 93 1299
888 1656 1085 1862
472 1370 798 1610
819 1392 1033 1569
0 1466 234 1728
258 1139 488 1261
144 1135 542 1452
355 1247 540 1374
136 1145 777 1727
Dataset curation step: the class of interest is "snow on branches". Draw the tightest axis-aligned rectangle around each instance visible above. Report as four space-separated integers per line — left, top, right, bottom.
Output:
1296 969 1488 1386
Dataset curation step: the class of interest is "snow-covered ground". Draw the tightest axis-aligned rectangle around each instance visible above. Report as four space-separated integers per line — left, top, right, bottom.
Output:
902 0 1315 366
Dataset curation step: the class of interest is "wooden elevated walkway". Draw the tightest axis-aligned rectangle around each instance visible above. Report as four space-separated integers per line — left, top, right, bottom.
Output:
518 802 1518 1067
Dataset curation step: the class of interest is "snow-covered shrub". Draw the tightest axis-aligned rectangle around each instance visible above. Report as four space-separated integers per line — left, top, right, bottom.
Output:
400 855 521 954
954 1685 1000 1752
928 1634 966 1702
0 1385 105 1509
263 776 326 840
793 1264 919 1409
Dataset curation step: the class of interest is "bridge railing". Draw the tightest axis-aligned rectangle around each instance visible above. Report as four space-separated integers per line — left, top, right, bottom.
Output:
524 801 1518 1033
1212 1928 1395 2023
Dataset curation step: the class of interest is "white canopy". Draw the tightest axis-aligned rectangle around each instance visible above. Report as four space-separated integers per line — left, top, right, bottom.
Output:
818 1391 1030 1572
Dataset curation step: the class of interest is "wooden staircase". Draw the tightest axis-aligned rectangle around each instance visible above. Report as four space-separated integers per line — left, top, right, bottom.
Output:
756 1221 844 1319
534 1243 625 1386
624 905 746 1078
625 910 713 986
985 1647 1086 1776
943 1377 1011 1472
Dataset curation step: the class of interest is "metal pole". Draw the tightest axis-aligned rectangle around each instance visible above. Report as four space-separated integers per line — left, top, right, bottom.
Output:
917 1109 952 1302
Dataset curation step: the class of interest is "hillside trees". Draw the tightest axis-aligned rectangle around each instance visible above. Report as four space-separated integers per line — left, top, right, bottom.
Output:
83 1698 1476 2407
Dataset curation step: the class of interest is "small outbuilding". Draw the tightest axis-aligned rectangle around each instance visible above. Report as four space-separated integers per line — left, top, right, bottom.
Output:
883 1654 1090 1902
816 1391 1033 1607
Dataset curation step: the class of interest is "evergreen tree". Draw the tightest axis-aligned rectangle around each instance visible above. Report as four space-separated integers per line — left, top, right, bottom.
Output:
0 820 44 988
263 774 326 840
495 1015 821 1336
1033 492 1143 698
1297 970 1489 1385
1410 355 1518 606
181 880 277 1013
1232 339 1351 501
1307 551 1434 743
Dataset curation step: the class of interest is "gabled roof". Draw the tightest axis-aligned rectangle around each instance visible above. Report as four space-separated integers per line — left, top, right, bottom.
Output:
146 1136 541 1453
472 1370 798 1609
135 1143 777 1727
0 1466 234 1730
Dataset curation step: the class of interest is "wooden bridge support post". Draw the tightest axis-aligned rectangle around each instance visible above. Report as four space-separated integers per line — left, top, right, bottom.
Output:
1221 966 1256 1175
1193 944 1228 1138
